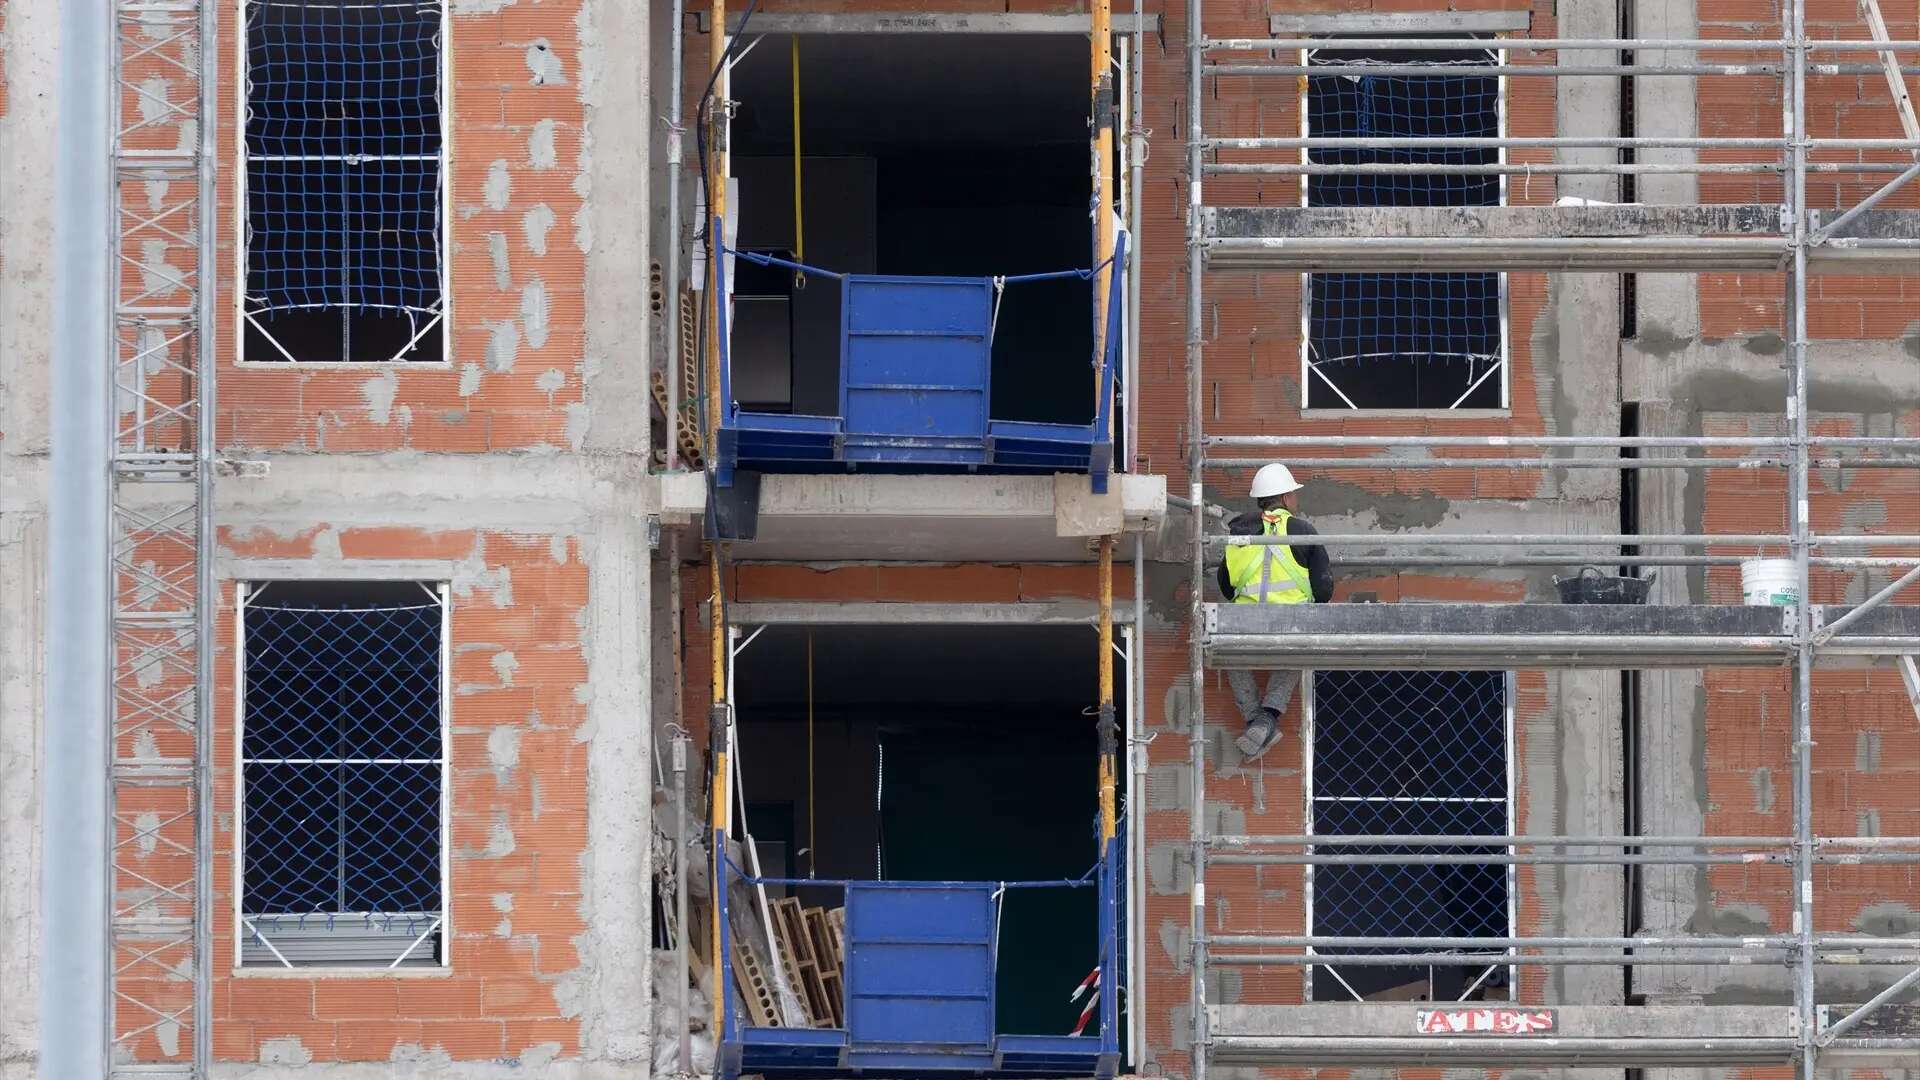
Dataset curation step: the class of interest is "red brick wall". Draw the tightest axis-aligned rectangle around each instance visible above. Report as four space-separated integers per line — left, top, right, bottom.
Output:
1695 0 1920 336
1699 410 1920 936
207 527 588 1063
214 3 589 452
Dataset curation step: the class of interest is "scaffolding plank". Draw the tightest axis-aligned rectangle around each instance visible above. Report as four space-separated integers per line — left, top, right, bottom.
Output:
1202 603 1920 669
1206 205 1784 239
1198 206 1920 272
1269 11 1530 32
1210 1004 1799 1066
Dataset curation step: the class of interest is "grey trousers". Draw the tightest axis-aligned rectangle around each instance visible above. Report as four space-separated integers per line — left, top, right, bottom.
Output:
1227 668 1302 726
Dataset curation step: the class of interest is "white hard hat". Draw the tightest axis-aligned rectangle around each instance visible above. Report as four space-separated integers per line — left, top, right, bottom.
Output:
1250 463 1303 498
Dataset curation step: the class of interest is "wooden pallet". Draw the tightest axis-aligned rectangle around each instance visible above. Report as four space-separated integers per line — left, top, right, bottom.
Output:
765 902 819 1027
804 907 845 1027
772 898 839 1027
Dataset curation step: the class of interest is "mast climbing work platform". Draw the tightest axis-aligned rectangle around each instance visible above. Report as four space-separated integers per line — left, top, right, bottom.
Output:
1181 0 1920 1074
108 0 215 1073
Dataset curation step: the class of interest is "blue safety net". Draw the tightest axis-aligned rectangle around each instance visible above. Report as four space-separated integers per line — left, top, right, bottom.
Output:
1310 671 1510 1000
241 598 442 920
1305 48 1503 408
244 1 443 323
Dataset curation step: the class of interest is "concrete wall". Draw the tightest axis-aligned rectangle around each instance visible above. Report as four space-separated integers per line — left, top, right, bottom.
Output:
1 0 51 1076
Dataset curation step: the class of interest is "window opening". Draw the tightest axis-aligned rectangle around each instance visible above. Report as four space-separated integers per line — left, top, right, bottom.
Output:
1306 670 1513 1001
242 0 447 364
237 580 448 968
1301 43 1508 410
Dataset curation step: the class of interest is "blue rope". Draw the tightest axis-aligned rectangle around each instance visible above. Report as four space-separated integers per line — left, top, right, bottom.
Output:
722 247 846 281
723 858 1102 889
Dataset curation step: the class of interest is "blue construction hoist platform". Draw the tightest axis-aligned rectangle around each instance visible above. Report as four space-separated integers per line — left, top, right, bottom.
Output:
717 835 1124 1080
713 231 1126 493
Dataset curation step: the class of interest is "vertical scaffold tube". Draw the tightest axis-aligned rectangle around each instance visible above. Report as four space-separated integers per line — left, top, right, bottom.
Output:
1784 0 1817 1074
1185 0 1210 1072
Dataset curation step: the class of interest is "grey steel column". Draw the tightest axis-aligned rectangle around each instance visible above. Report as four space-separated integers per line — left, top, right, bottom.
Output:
46 0 114 1073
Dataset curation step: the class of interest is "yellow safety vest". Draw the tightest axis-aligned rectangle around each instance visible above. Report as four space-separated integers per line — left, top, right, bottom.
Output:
1224 509 1312 604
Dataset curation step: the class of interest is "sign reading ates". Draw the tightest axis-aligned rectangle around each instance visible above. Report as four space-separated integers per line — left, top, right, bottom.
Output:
1416 1008 1558 1036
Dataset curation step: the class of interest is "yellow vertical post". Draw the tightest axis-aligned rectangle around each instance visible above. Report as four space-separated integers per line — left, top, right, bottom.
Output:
1091 0 1114 405
705 0 730 1047
1097 537 1116 840
1092 0 1118 849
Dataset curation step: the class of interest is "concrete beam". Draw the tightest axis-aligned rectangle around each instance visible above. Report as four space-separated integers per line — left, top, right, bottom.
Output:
675 473 1167 561
724 601 1135 626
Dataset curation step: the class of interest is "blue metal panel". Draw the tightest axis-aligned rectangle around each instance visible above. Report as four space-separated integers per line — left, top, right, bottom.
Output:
845 882 996 1059
841 277 993 448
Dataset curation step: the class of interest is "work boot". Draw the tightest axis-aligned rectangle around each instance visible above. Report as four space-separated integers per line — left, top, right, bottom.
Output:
1235 708 1282 761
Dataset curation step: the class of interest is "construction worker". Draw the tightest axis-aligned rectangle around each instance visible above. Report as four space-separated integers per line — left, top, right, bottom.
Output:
1217 463 1333 760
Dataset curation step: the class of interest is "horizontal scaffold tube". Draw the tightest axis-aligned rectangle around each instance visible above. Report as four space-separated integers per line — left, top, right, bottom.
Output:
1207 457 1785 469
1204 62 1920 76
1210 435 1798 447
1210 852 1791 865
1203 36 1920 51
1205 162 1908 175
1211 532 1920 546
1207 137 1918 150
1209 952 1793 967
1326 556 1920 567
1210 833 1795 846
1213 935 1796 948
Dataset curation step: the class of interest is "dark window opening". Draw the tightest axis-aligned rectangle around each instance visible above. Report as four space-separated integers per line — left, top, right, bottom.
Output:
243 1 445 363
726 34 1100 427
735 626 1122 1035
1304 44 1505 410
1309 670 1511 1002
240 579 445 967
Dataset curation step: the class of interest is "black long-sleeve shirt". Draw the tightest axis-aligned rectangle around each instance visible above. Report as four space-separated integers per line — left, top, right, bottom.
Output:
1216 513 1335 603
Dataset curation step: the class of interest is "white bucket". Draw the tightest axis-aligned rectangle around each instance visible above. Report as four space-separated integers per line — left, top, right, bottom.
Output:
1741 558 1800 606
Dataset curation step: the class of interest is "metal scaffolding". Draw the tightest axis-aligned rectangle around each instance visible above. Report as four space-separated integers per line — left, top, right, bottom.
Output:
109 0 214 1072
1182 0 1920 1073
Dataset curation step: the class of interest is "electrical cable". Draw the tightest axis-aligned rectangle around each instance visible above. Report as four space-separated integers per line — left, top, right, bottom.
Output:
807 631 816 879
693 0 764 263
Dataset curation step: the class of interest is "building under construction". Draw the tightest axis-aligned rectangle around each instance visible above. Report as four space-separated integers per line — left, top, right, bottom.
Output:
0 0 1916 1077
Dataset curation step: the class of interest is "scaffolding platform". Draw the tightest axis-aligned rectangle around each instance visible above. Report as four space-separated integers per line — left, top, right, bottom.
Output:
1197 206 1920 273
1201 603 1920 669
1208 1004 1802 1066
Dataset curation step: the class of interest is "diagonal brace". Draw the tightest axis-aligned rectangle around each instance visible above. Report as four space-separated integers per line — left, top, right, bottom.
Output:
1817 963 1920 1045
1812 561 1920 645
